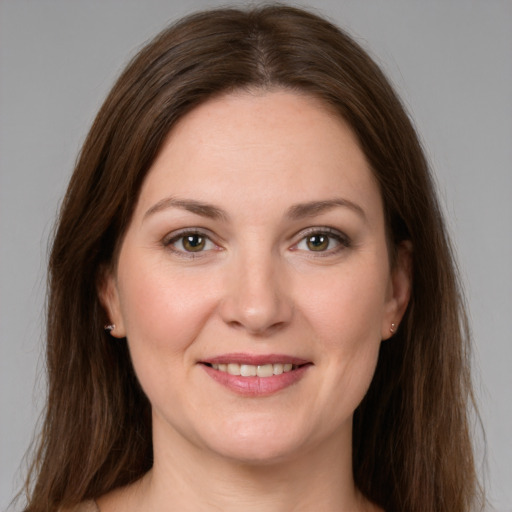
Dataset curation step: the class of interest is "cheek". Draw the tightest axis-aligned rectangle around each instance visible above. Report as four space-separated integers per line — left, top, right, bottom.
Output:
300 260 389 346
297 260 388 401
115 256 220 384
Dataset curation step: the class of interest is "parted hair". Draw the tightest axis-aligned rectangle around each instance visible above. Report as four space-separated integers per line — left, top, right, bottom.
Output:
22 5 482 512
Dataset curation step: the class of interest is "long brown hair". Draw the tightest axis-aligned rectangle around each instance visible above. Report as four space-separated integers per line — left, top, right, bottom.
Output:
22 5 482 511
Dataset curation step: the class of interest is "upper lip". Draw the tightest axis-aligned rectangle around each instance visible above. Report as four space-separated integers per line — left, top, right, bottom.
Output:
200 353 311 366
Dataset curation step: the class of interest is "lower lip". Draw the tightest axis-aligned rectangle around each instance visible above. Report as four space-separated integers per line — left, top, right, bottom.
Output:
201 364 312 397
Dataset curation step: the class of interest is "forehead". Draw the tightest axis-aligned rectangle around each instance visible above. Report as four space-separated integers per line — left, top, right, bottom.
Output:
134 90 383 222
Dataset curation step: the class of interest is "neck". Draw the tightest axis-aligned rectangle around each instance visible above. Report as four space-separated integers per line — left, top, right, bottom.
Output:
133 418 376 512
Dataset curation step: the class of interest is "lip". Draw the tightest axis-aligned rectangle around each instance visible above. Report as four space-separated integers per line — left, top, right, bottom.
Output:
199 353 313 397
201 353 310 366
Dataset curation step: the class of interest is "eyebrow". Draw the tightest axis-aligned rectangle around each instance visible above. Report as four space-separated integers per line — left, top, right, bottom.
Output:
286 198 366 221
143 196 366 222
144 197 229 221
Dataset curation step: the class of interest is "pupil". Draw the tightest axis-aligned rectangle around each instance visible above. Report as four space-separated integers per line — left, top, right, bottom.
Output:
184 235 204 251
308 234 328 251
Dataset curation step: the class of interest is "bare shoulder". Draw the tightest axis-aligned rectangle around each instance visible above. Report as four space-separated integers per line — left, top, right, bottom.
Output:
61 500 99 512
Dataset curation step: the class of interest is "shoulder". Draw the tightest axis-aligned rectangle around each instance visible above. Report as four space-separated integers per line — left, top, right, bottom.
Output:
61 500 100 512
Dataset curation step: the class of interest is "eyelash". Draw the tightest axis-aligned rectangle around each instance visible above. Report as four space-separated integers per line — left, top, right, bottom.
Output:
163 229 219 259
163 227 351 258
292 227 351 256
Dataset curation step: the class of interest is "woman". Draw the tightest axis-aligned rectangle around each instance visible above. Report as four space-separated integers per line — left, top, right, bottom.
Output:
21 5 482 512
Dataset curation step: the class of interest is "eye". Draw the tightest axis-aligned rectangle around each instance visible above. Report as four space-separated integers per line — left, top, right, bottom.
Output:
294 228 349 254
165 231 217 254
303 233 331 251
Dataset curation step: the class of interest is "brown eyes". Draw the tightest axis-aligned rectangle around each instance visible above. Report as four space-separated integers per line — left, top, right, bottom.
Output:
295 229 347 253
305 234 330 251
165 231 216 254
165 228 349 256
181 234 207 252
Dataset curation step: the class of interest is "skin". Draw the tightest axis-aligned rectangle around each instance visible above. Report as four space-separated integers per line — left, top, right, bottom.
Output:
99 90 411 512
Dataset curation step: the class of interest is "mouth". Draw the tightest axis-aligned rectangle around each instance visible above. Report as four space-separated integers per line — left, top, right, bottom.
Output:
203 362 300 377
199 354 312 396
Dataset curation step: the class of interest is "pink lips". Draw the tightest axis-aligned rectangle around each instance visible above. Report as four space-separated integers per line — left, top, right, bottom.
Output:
199 353 312 397
203 353 310 366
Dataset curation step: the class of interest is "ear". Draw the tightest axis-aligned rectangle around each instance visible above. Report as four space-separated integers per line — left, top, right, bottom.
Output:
97 266 126 338
381 240 413 340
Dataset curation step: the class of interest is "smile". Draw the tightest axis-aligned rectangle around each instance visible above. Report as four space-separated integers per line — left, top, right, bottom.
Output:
207 363 297 377
200 354 312 396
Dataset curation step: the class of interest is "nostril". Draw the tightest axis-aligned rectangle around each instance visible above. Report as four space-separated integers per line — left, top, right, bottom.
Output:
227 320 287 337
227 320 244 330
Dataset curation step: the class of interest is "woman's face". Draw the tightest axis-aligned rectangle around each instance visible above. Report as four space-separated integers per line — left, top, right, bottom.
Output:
101 90 410 464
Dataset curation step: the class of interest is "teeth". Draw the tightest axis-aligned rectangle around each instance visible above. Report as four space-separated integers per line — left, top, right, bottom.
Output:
273 363 284 375
210 362 297 377
227 363 240 376
240 364 257 377
256 364 273 378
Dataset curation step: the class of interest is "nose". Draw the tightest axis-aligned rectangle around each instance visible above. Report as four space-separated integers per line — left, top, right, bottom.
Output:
219 250 293 336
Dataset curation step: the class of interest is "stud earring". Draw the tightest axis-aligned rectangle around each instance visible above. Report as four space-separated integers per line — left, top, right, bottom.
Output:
104 323 115 333
390 323 397 334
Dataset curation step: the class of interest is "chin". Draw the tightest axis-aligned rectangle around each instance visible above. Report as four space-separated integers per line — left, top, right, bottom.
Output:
198 417 316 466
211 438 303 466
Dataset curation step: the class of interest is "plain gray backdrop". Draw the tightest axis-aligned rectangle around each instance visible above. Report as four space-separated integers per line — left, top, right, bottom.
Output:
1 1 511 510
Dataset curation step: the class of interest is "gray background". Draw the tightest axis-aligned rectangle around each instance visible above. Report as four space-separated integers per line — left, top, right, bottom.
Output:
1 1 511 510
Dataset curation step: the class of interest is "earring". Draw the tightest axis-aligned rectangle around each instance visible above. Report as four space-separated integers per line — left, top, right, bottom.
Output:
104 323 115 333
390 323 396 334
